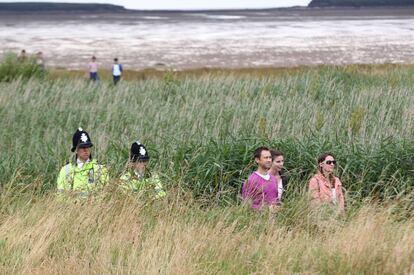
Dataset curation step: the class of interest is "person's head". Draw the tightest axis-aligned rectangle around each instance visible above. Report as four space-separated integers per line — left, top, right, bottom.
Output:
254 146 272 171
76 147 91 162
21 49 26 54
270 150 284 173
114 58 118 63
92 56 96 61
130 141 150 172
71 128 93 161
317 152 336 175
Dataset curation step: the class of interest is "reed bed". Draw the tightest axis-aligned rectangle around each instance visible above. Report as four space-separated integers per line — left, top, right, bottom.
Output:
0 65 413 273
0 65 413 199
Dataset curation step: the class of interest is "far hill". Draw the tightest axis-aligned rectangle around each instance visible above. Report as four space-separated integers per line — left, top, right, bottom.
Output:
309 0 414 7
0 2 126 12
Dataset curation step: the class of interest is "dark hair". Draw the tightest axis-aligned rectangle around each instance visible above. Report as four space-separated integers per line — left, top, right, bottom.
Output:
317 152 335 165
254 146 270 159
270 150 284 160
92 56 96 59
114 58 118 62
317 152 336 185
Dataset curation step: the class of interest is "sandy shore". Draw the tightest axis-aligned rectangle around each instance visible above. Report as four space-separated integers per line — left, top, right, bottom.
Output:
1 7 414 70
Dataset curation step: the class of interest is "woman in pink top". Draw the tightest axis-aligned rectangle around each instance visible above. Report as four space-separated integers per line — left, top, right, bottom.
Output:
308 152 345 212
88 56 99 81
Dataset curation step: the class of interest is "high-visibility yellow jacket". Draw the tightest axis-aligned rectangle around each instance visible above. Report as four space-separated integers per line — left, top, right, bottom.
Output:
57 159 108 197
119 170 166 199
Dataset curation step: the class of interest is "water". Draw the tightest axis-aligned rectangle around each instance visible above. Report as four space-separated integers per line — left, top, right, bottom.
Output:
1 9 414 69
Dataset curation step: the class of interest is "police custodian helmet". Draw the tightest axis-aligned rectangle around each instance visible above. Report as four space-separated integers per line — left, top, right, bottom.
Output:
130 141 149 162
71 128 93 152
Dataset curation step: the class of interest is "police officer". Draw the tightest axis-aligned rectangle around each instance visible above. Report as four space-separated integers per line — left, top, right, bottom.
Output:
120 141 166 199
57 128 108 197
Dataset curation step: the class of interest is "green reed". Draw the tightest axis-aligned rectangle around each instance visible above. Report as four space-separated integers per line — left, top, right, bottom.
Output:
0 53 46 82
0 65 413 202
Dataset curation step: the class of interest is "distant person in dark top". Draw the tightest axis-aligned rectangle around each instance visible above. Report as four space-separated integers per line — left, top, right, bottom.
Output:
18 49 27 62
88 56 99 82
269 150 289 202
112 57 123 85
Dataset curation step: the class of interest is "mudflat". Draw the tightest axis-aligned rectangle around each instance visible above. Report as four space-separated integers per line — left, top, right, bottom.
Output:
1 7 414 70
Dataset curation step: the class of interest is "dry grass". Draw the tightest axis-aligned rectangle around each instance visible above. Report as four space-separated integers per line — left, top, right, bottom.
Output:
0 190 413 274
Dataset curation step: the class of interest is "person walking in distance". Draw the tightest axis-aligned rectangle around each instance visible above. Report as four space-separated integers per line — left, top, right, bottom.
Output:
18 49 27 62
88 56 99 82
112 57 123 85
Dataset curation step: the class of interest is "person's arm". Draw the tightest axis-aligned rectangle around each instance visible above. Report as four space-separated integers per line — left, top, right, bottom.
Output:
96 165 109 188
309 177 321 204
119 64 123 72
152 174 166 199
242 179 250 200
336 178 346 212
57 165 71 197
242 177 259 201
282 173 289 190
119 172 133 192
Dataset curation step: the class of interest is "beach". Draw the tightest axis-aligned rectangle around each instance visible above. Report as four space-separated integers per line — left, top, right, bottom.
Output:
1 7 414 70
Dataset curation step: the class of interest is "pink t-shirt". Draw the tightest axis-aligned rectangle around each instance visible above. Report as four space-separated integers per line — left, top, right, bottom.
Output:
242 172 279 209
88 61 98 73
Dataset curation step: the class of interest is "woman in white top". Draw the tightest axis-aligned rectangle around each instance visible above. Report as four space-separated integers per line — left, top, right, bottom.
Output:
269 150 289 202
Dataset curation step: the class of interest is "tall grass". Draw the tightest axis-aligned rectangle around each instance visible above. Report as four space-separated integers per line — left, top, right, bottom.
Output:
0 65 413 201
0 53 46 82
0 187 413 274
0 65 413 273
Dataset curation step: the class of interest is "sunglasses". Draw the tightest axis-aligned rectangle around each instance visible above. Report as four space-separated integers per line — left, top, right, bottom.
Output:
325 160 336 165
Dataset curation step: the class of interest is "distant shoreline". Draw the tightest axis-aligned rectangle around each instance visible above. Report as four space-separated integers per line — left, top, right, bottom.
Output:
1 6 414 20
1 4 414 15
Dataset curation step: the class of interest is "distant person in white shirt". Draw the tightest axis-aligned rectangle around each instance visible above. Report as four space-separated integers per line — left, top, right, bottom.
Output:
112 57 123 85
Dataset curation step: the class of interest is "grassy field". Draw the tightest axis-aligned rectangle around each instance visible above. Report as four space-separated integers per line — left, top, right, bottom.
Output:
0 65 413 273
0 191 413 274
